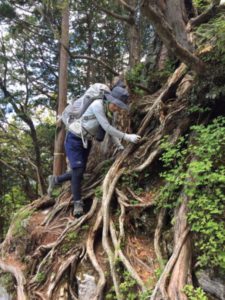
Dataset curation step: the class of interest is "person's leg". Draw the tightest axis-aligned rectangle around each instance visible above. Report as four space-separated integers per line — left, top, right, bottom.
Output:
71 167 85 201
71 167 85 217
65 133 92 217
57 171 72 183
47 171 72 196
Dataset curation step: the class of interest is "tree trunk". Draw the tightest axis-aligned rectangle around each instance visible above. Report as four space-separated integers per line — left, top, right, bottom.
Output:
128 22 141 68
167 200 192 300
29 121 46 195
86 9 94 87
128 0 140 68
141 0 205 74
167 159 196 299
160 0 193 50
53 1 69 176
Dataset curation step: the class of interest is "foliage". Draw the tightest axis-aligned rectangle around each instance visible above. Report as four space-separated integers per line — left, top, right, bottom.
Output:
125 63 142 91
119 271 137 300
158 117 225 270
195 14 225 64
95 186 103 198
183 285 208 300
193 0 211 12
11 208 34 238
106 269 141 300
35 272 46 283
126 58 177 95
1 185 28 237
120 172 144 195
0 120 55 239
60 231 78 254
0 272 15 297
0 2 16 20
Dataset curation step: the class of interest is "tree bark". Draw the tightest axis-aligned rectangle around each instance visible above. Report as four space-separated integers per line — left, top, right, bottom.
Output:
86 8 94 87
159 0 193 50
141 0 205 74
127 0 141 68
167 158 196 299
167 201 192 300
189 1 225 27
128 22 141 68
53 1 69 176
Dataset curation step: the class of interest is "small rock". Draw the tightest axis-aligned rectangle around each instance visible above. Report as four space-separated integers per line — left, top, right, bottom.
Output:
78 274 97 300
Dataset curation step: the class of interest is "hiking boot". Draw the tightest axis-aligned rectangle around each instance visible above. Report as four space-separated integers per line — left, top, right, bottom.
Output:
73 200 84 218
47 175 57 196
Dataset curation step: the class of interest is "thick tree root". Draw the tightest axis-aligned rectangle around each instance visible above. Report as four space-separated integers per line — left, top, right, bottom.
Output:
0 64 198 299
154 208 166 269
150 228 189 300
0 259 27 300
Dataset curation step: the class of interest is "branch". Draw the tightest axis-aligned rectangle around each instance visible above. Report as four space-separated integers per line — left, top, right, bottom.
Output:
118 0 135 13
141 1 205 74
189 2 225 27
95 4 134 24
0 158 25 179
68 52 119 76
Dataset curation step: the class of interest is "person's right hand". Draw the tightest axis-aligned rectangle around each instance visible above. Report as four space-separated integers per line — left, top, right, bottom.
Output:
123 134 141 144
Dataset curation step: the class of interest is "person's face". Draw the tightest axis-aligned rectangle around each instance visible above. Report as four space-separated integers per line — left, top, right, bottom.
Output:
108 103 123 113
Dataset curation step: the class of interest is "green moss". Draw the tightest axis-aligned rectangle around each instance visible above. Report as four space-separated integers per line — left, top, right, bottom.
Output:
0 272 14 296
60 231 78 254
95 186 103 198
11 208 34 238
35 272 46 283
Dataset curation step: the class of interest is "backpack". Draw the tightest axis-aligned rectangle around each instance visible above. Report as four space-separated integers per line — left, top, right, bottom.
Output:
61 83 110 128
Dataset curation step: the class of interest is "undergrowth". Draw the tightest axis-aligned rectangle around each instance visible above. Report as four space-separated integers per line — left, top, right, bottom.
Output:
158 117 225 271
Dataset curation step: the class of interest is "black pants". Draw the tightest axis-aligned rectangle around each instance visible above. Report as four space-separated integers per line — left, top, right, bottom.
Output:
57 168 85 201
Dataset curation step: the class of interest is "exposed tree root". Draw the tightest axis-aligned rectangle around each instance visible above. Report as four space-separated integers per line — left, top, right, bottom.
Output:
154 208 166 269
0 259 27 300
0 64 199 299
110 220 146 290
86 210 105 300
150 228 190 300
46 251 81 299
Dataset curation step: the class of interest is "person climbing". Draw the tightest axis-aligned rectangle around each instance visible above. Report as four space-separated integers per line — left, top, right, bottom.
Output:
47 83 141 217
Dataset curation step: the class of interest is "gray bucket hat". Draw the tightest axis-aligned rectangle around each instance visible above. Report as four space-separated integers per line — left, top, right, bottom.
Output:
104 86 129 110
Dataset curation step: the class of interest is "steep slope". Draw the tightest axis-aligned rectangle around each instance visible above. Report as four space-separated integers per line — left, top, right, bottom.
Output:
0 62 225 300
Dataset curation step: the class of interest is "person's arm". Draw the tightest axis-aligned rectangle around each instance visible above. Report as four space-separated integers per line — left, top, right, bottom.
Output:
92 101 125 139
92 100 141 143
111 136 124 150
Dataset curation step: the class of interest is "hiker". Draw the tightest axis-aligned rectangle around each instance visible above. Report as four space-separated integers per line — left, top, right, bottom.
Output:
48 84 141 217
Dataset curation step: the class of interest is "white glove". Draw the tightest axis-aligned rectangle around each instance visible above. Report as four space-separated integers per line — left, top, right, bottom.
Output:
123 133 141 144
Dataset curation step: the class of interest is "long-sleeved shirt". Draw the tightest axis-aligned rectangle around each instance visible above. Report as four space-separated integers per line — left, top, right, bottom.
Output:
81 99 125 141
